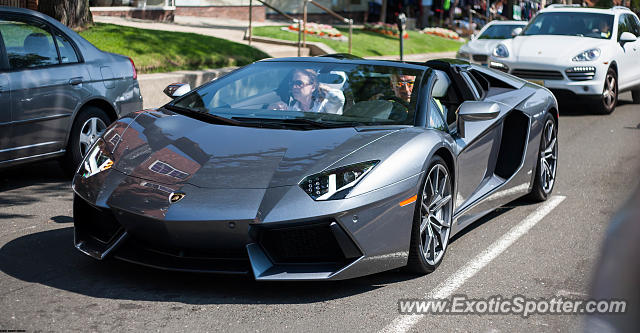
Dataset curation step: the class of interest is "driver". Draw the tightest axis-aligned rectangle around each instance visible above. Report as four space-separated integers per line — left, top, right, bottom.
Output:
597 19 611 38
390 73 416 103
268 68 345 114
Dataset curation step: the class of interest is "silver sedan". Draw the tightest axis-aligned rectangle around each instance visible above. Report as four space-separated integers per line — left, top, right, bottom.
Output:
0 7 142 172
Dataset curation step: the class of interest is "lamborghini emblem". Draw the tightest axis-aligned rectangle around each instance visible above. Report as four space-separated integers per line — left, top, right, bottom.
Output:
169 192 186 203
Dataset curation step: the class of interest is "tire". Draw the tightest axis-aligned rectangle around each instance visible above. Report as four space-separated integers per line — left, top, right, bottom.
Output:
632 88 640 104
407 156 453 274
527 113 558 202
596 67 617 114
61 106 111 175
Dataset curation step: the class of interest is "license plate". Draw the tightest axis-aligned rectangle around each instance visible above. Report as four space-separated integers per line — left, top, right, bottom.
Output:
528 79 545 86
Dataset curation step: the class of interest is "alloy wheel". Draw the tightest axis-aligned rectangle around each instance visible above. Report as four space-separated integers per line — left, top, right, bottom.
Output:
79 117 107 157
419 163 453 266
602 73 616 110
540 119 558 193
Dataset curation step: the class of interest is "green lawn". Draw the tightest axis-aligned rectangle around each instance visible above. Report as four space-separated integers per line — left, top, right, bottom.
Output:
80 23 269 73
252 26 464 57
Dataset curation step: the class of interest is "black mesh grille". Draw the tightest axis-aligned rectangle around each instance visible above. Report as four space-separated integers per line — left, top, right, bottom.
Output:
74 195 122 244
259 223 346 264
472 54 488 62
512 69 564 80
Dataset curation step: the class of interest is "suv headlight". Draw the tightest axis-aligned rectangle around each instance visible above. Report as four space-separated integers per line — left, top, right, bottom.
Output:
81 139 114 178
572 48 600 61
300 160 379 200
492 44 509 58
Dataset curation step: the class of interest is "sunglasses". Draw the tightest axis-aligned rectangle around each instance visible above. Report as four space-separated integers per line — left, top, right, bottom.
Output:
395 80 415 88
291 79 312 88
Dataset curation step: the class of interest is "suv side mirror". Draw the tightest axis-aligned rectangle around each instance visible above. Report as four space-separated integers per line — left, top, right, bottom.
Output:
163 83 191 99
457 101 501 138
619 31 637 44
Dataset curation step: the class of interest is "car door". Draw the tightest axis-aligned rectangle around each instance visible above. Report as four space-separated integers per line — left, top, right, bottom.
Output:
0 56 10 162
625 14 640 85
616 14 637 87
451 71 503 215
0 14 89 161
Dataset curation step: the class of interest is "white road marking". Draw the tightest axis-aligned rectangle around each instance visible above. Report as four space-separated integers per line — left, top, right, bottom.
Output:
381 195 566 333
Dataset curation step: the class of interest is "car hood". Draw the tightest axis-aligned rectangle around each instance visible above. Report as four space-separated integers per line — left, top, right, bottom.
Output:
509 35 608 63
462 39 504 55
107 109 400 189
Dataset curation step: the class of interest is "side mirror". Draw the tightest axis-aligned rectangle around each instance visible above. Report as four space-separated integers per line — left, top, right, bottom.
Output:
619 31 637 44
163 83 191 99
511 27 523 37
471 33 477 40
457 101 501 138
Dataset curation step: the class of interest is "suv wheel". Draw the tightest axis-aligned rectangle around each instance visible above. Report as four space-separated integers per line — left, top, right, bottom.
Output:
596 68 617 114
632 88 640 104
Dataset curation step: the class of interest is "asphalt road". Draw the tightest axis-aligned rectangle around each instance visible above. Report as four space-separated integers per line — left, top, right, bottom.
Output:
1 93 639 332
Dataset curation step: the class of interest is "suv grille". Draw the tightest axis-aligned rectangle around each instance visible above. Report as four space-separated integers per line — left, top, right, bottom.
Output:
472 54 488 62
511 69 564 80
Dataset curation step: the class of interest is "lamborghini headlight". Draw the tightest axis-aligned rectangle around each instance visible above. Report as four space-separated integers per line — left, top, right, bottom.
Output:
300 160 379 201
82 139 114 178
572 48 600 62
492 44 509 58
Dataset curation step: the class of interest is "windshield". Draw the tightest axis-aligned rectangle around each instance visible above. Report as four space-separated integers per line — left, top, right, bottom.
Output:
171 61 424 127
478 24 525 39
523 12 615 39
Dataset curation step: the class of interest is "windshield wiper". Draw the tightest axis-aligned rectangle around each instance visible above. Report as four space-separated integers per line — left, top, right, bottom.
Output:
164 105 246 127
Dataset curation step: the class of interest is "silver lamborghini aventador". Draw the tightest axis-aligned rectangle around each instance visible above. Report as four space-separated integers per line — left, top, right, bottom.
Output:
71 56 559 280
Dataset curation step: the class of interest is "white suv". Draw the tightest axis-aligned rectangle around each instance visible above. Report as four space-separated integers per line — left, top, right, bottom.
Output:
489 5 640 114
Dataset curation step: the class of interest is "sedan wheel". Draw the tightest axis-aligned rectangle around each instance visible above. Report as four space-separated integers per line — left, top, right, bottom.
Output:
408 156 453 273
61 106 111 175
79 117 107 157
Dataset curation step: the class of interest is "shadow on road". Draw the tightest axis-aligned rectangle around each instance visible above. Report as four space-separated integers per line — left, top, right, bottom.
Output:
0 227 423 304
449 197 531 244
0 161 69 192
557 95 634 117
0 161 70 212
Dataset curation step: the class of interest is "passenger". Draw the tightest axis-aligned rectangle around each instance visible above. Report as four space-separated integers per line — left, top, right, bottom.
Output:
269 68 345 114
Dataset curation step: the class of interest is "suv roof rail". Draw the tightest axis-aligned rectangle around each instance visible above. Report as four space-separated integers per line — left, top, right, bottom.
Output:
546 4 584 8
611 6 631 11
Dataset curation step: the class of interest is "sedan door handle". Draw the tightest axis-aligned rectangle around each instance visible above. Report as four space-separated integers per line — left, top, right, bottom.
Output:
69 77 83 85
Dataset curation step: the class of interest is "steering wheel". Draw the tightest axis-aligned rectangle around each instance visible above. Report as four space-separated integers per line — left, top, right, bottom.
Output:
385 95 410 108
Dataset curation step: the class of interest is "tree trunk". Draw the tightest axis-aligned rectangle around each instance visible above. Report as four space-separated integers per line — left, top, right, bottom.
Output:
38 0 94 30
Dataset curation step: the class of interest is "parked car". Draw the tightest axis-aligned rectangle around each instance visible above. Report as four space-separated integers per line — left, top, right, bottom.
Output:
0 7 142 171
489 5 640 114
72 56 559 280
456 20 528 66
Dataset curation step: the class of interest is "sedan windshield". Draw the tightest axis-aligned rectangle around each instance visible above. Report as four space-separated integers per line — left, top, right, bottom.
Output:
523 12 615 39
170 61 424 128
478 24 525 39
